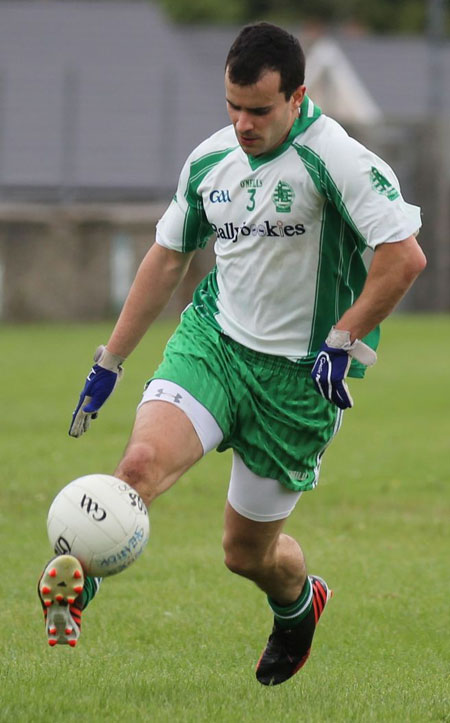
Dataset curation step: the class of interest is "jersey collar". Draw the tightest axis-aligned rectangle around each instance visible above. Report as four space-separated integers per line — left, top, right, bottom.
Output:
246 95 322 170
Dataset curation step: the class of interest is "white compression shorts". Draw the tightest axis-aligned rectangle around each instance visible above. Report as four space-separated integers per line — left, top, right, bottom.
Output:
139 379 302 522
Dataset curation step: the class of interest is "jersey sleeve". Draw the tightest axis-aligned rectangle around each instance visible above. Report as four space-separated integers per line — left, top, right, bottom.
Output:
156 153 215 253
301 118 422 249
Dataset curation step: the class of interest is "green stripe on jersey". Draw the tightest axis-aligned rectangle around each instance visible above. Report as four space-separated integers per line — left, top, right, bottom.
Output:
293 143 367 247
183 147 236 252
294 144 380 369
192 265 221 326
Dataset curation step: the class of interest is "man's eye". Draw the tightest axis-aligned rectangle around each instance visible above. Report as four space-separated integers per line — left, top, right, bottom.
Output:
253 108 270 116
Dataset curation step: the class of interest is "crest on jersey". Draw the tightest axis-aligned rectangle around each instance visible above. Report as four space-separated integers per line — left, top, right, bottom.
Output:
272 181 295 213
370 166 399 201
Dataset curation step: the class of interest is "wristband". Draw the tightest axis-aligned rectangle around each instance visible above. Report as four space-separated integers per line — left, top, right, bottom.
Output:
325 327 377 367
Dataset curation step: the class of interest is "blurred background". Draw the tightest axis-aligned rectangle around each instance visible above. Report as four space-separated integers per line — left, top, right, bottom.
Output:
0 0 449 321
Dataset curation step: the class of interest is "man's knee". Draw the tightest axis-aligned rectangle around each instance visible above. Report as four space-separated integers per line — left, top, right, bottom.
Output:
223 532 271 580
115 441 163 503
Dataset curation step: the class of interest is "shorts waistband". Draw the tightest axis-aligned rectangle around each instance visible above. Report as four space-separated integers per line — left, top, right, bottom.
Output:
222 334 314 375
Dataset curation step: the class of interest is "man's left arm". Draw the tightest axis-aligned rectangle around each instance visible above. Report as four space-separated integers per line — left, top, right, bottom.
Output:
312 235 427 409
336 235 426 340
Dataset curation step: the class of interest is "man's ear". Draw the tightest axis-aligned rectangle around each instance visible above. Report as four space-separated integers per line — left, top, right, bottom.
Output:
292 85 306 110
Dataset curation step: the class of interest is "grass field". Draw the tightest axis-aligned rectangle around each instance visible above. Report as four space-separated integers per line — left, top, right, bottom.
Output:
1 314 449 722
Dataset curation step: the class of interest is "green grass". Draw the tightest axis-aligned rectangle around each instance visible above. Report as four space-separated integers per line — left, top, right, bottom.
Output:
0 315 449 722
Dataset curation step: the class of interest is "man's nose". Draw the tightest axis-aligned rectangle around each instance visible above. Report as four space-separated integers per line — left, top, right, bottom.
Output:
235 111 254 133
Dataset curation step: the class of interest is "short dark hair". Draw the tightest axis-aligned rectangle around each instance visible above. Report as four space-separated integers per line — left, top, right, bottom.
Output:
225 22 305 100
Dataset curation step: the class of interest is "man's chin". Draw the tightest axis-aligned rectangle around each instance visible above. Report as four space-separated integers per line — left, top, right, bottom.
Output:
239 137 263 155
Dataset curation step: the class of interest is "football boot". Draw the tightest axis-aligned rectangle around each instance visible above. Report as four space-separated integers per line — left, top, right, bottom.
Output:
38 555 84 647
256 575 332 686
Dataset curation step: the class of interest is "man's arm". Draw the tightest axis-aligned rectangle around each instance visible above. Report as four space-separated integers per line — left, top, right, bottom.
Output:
106 242 195 358
335 234 427 341
311 235 426 409
69 242 195 437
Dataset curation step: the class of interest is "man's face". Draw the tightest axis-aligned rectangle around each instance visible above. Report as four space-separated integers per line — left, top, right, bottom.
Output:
225 69 305 157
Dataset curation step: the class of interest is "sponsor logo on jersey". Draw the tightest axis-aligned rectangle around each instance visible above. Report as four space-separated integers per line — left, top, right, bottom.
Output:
370 166 400 201
272 180 295 212
209 189 231 203
211 220 305 242
240 178 263 188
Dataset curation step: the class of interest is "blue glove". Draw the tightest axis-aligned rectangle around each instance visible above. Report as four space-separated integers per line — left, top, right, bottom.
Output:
69 346 124 438
311 327 377 410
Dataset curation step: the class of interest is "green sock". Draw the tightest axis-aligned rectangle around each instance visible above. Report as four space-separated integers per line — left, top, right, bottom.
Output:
80 576 102 610
268 576 313 630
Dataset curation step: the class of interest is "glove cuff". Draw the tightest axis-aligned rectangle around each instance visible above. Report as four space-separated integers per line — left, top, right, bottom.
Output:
326 327 377 367
94 345 125 372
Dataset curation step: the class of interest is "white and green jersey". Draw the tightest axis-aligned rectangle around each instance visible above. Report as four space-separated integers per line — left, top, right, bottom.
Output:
156 96 421 372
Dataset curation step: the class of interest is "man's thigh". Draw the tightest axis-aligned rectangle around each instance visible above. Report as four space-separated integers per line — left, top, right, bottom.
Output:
220 340 342 493
227 451 302 523
116 399 204 502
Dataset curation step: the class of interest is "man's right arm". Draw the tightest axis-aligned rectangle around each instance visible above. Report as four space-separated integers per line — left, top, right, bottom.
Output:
106 242 195 359
69 242 194 437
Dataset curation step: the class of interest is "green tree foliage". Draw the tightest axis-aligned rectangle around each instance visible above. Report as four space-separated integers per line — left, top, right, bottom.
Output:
157 0 245 23
156 0 449 34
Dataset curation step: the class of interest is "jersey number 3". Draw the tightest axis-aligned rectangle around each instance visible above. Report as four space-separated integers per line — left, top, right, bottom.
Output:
246 188 256 212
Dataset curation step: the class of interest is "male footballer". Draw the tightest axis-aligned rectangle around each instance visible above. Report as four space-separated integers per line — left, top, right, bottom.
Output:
38 22 426 685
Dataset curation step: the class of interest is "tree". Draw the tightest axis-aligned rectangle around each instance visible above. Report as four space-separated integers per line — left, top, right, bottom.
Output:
156 0 449 34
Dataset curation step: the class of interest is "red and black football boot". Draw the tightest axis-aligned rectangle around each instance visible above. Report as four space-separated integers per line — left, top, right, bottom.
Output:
256 575 332 686
38 555 84 647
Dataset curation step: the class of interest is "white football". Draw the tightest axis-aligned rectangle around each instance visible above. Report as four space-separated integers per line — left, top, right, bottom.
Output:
47 474 150 577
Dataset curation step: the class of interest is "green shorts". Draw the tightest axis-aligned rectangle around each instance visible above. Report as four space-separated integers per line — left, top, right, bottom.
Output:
151 305 343 492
